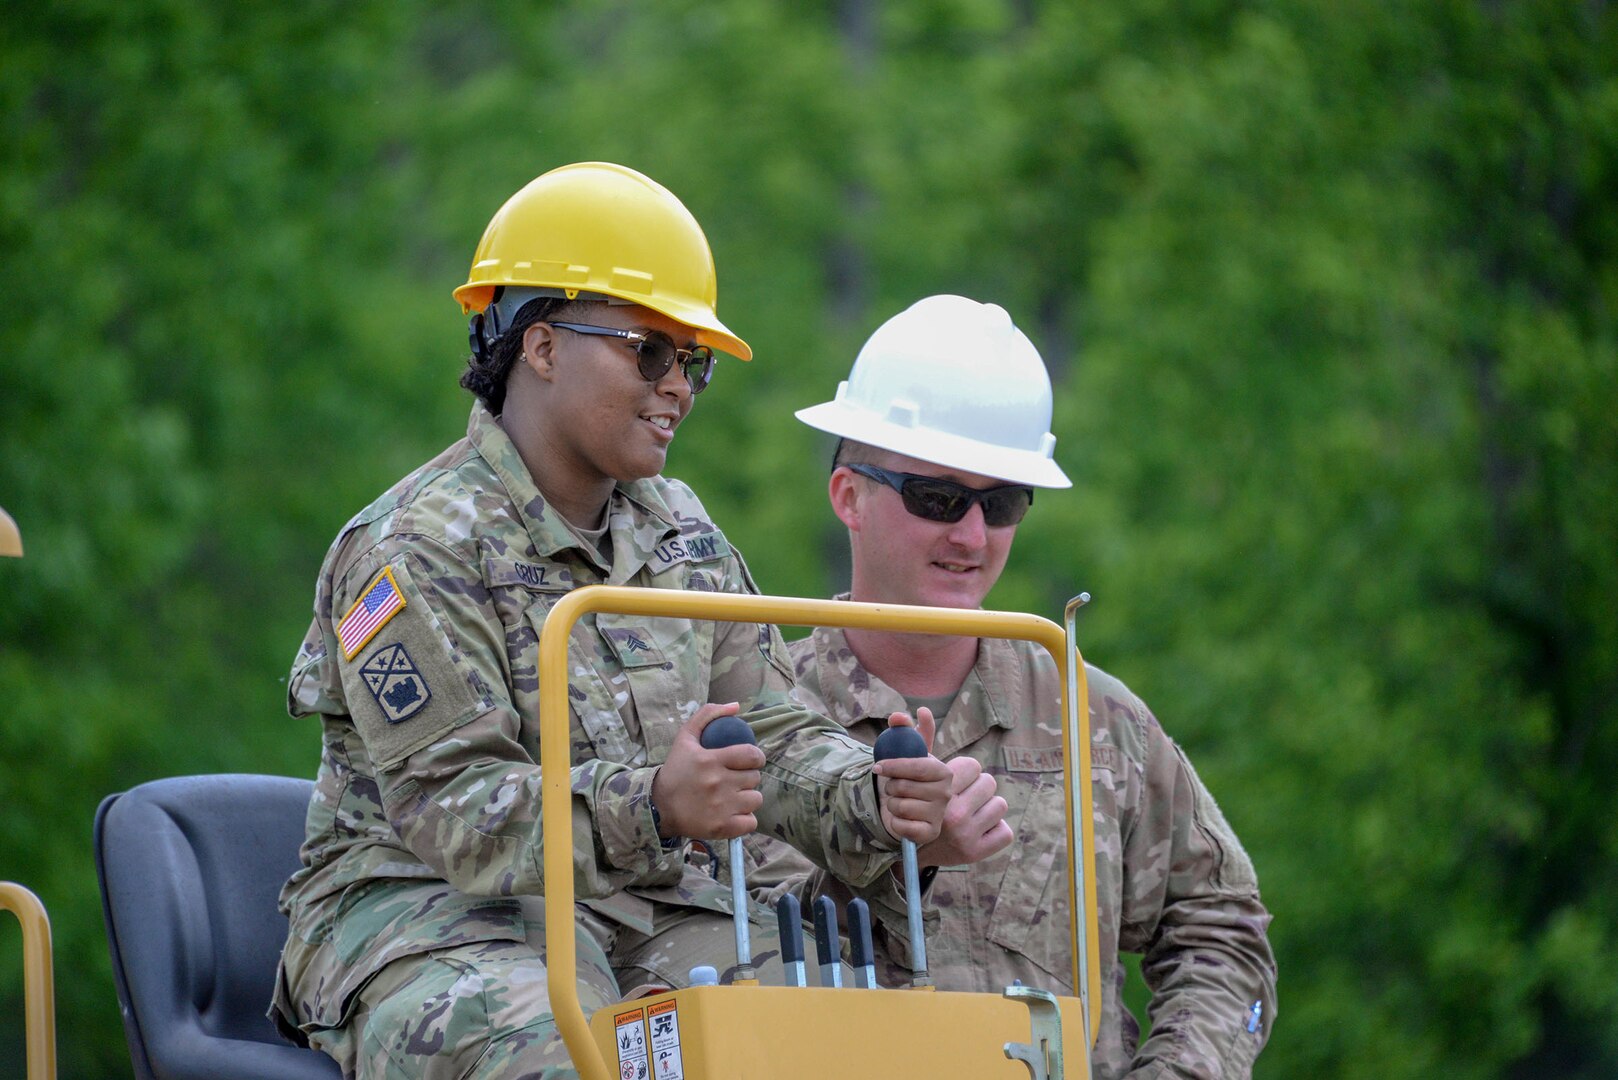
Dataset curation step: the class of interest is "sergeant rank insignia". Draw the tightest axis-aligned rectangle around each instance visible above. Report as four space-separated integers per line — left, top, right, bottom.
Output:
360 643 431 723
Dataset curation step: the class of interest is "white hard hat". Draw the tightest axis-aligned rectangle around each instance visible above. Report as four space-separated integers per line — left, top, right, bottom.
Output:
796 295 1071 488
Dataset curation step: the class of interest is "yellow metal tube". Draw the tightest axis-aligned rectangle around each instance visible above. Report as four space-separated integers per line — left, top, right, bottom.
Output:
0 505 22 558
540 586 1098 1080
0 882 56 1080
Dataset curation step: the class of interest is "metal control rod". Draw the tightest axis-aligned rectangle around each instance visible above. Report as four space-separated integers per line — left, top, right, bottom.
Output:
872 724 931 987
697 714 760 983
1063 592 1095 1065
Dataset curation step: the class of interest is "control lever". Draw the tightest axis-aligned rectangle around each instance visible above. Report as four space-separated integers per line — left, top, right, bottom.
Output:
872 724 931 987
699 714 760 983
776 895 807 988
813 895 843 988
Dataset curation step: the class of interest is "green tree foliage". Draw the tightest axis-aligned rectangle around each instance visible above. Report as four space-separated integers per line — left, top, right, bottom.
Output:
1 2 1613 1076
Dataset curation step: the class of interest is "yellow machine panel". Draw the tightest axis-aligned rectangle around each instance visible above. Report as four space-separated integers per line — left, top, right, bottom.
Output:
589 985 1086 1080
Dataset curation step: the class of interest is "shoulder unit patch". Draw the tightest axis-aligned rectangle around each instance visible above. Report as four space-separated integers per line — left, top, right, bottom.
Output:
359 643 432 723
338 567 406 660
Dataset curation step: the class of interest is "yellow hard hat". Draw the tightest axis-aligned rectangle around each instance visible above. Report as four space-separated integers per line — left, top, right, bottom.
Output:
453 162 751 360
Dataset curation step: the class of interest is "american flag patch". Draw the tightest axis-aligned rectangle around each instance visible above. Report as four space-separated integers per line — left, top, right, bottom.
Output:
337 568 407 660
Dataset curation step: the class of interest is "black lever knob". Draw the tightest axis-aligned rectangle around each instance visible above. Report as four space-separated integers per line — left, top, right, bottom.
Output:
700 714 758 749
872 724 927 762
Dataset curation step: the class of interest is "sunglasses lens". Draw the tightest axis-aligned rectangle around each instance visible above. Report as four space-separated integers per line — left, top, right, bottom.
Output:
980 488 1033 526
899 480 971 523
634 333 713 394
684 350 715 394
634 332 678 382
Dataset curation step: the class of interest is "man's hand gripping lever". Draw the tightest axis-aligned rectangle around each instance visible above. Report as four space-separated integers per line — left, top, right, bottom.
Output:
872 722 936 988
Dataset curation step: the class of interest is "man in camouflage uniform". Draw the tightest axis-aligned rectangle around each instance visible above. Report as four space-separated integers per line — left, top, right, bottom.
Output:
747 295 1277 1078
271 164 951 1079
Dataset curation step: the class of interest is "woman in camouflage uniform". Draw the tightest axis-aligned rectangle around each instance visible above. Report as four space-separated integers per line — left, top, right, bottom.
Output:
271 163 951 1079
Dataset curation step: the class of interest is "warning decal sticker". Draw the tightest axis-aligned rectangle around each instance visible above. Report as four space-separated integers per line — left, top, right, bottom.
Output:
613 1006 649 1080
648 999 685 1080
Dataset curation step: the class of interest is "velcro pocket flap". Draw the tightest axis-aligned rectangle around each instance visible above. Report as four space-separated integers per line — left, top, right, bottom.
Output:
599 623 671 670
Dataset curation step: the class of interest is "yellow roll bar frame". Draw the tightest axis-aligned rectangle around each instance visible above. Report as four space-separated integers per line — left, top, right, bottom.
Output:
540 587 1098 1080
0 882 56 1080
0 505 22 558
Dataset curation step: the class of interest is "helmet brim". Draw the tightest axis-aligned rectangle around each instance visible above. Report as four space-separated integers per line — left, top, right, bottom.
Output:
453 282 751 361
796 400 1072 489
653 296 753 361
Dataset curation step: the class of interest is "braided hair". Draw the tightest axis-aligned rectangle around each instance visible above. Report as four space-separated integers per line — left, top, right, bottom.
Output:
460 294 582 414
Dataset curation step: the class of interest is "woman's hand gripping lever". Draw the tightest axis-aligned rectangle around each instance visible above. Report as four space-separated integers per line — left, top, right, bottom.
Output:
696 711 761 983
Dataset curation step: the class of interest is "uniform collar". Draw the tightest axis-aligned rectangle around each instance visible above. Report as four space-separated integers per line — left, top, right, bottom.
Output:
466 402 681 578
809 598 1025 757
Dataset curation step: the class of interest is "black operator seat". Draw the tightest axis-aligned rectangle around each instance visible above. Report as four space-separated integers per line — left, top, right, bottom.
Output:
94 774 341 1080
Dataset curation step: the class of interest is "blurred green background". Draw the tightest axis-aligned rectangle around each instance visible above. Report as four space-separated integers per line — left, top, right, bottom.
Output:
3 1 1615 1076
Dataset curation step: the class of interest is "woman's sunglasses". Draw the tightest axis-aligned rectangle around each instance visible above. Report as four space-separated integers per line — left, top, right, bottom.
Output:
548 321 716 395
845 463 1034 526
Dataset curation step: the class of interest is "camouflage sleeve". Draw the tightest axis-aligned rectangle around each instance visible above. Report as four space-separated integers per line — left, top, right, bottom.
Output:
334 535 683 901
709 550 900 889
1122 704 1277 1077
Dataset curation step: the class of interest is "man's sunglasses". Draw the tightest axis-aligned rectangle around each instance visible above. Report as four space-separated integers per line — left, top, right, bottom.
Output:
548 321 716 395
845 463 1034 526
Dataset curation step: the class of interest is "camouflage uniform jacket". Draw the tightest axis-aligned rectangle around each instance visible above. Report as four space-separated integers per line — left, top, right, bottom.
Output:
746 623 1276 1079
272 404 896 1037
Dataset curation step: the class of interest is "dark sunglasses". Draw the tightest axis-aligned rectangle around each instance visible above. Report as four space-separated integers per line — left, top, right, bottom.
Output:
548 321 716 394
845 463 1034 526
